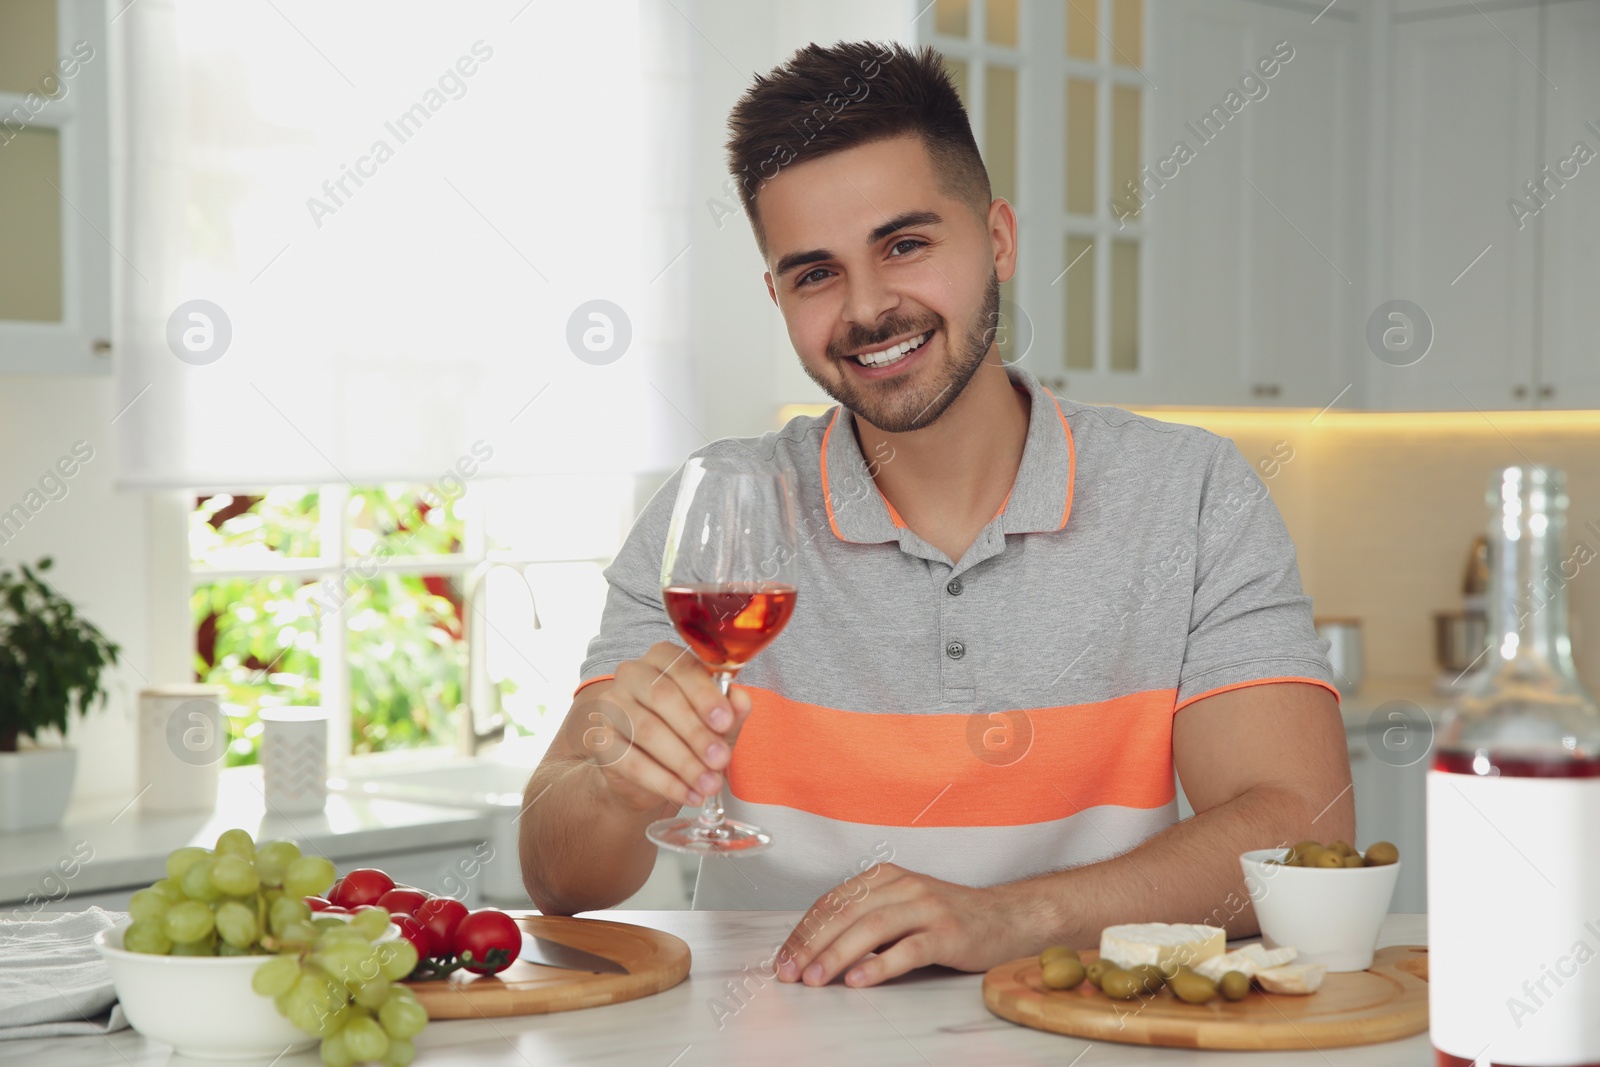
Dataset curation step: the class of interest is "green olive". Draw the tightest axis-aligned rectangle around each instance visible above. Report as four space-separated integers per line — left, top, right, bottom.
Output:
1041 957 1086 991
1099 967 1143 1000
1084 957 1114 990
1169 968 1219 1004
1329 840 1357 858
1297 846 1326 867
1313 849 1345 868
1341 852 1365 868
1039 945 1080 968
1364 841 1400 866
1128 963 1165 994
1219 970 1251 1001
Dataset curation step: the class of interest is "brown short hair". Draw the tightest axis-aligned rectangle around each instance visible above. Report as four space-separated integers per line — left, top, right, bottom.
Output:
724 41 991 258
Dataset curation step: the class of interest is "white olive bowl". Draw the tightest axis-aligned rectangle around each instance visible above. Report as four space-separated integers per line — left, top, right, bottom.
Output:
1239 848 1401 972
94 917 399 1060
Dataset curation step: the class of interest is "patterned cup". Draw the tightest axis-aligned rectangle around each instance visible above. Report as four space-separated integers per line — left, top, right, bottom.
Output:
259 707 328 815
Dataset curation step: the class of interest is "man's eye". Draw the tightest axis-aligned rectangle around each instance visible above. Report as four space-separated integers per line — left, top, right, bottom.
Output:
890 238 925 256
797 268 831 288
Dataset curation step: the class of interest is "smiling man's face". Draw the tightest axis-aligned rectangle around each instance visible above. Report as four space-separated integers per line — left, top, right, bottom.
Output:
759 134 1014 434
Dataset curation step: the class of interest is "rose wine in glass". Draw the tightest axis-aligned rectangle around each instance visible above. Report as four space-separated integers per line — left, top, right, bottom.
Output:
646 455 798 855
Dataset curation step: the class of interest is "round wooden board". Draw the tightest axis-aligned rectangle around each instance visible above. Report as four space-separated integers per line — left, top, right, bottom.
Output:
983 945 1429 1050
403 912 691 1019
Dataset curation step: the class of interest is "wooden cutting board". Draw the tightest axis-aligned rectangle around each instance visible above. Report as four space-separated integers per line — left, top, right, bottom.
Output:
402 913 691 1019
983 944 1429 1050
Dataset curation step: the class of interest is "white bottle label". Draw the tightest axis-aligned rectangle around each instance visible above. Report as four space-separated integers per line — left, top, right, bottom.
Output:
1428 769 1600 1064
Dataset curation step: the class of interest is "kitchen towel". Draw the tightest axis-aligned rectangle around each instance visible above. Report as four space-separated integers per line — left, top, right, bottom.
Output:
0 907 129 1039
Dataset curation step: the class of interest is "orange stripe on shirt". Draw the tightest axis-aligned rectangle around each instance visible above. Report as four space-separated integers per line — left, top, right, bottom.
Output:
726 686 1178 827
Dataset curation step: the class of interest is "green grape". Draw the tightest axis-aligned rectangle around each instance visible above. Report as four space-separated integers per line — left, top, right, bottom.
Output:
312 915 350 933
123 919 173 955
313 942 378 987
169 932 218 956
252 955 301 998
127 888 172 924
149 878 185 904
350 906 390 940
280 921 320 945
180 858 222 902
376 939 419 982
382 1036 416 1067
164 900 216 943
256 839 301 887
378 991 428 1040
264 886 284 907
351 976 390 1011
210 855 261 896
215 900 259 948
319 1028 354 1067
218 940 252 956
342 1015 389 1062
270 896 312 936
283 855 337 900
165 846 210 883
215 828 256 859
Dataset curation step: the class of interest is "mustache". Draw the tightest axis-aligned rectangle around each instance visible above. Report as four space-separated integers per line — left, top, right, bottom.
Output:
829 317 942 359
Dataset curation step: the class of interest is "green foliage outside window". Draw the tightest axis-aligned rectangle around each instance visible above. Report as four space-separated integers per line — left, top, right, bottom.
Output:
191 486 468 766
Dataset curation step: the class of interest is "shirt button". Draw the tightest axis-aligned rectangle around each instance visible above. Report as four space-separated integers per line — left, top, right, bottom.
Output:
946 577 964 596
946 640 965 660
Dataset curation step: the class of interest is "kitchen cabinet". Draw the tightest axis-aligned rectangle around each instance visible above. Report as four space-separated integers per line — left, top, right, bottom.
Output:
1134 0 1363 410
1534 0 1600 410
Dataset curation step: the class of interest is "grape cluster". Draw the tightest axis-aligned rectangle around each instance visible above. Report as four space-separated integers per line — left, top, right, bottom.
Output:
249 913 424 1067
125 830 426 1066
124 829 336 956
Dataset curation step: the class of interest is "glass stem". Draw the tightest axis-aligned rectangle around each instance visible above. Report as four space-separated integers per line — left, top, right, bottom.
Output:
694 671 735 834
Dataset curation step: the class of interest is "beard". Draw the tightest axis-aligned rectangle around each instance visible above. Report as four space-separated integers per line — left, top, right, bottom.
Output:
802 269 1001 434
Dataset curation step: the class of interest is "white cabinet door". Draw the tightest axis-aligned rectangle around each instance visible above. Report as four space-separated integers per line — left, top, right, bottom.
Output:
1375 6 1541 411
1535 0 1600 410
1132 0 1360 408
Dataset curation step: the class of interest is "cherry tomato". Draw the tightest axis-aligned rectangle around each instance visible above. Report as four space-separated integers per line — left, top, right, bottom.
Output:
392 913 435 959
320 906 352 916
377 888 429 916
452 909 522 975
414 897 468 956
304 896 334 912
329 868 394 908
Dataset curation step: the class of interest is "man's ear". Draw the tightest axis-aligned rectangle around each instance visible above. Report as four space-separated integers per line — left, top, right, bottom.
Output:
988 197 1019 286
764 271 778 306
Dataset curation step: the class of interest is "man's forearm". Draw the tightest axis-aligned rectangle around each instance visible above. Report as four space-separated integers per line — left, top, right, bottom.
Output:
519 757 676 915
1003 783 1357 948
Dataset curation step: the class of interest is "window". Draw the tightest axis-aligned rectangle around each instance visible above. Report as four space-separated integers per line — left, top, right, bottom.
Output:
188 477 634 767
927 0 1146 380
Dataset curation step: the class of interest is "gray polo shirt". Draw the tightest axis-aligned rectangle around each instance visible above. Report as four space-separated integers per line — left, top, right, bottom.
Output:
577 363 1335 909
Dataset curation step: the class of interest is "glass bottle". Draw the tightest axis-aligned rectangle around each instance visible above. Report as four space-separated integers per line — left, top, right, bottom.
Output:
1428 466 1600 1067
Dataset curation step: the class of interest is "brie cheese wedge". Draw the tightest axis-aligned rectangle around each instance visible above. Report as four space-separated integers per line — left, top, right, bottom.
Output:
1255 962 1327 994
1193 943 1299 982
1098 923 1226 972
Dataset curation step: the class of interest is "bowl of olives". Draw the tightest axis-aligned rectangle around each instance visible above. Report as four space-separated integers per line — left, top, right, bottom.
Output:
1239 840 1401 973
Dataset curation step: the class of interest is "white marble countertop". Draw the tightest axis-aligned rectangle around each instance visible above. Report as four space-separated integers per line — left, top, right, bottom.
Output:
0 766 492 904
6 911 1432 1066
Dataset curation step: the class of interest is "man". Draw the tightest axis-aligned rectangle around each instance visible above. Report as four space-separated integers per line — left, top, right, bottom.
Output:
519 40 1352 990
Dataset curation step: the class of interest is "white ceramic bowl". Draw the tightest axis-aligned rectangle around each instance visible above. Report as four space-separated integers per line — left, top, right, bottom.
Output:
1239 847 1401 972
95 917 399 1059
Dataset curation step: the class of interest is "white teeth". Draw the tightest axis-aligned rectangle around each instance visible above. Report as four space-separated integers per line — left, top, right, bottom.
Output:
854 331 930 368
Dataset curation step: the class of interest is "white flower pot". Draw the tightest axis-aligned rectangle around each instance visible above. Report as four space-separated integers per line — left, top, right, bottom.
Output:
0 747 78 832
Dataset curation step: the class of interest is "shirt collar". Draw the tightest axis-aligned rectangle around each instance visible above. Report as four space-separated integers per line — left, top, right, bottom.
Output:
817 363 1076 545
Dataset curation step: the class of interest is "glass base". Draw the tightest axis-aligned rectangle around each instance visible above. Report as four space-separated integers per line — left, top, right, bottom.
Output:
646 813 772 855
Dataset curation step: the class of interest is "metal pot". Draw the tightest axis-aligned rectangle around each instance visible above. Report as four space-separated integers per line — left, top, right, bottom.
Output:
1433 610 1489 673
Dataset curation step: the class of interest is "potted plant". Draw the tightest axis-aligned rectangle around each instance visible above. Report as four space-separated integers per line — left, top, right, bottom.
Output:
0 558 120 832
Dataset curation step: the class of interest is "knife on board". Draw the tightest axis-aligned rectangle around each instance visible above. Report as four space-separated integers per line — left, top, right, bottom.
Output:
519 928 629 975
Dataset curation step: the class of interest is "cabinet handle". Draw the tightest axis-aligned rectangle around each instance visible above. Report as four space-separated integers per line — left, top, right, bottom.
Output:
1252 383 1282 399
1539 384 1554 399
1513 385 1529 400
92 339 112 355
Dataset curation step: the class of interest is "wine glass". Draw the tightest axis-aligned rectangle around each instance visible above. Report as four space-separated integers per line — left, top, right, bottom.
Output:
646 454 799 855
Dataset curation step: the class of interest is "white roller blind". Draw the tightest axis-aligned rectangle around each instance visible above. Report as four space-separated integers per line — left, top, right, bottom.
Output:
112 0 696 488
